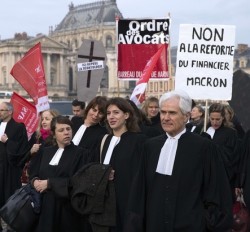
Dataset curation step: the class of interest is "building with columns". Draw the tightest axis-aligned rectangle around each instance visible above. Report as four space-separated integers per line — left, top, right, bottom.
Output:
0 0 130 100
0 0 249 101
0 33 70 98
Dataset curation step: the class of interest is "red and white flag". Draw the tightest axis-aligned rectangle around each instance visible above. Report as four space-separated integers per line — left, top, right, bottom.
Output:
10 92 39 140
10 42 49 113
130 44 166 105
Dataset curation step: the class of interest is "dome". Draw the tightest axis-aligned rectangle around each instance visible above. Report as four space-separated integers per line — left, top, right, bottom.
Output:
54 0 123 32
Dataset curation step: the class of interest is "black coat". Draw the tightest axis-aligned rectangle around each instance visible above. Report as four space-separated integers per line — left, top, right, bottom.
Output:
71 163 116 232
0 118 29 207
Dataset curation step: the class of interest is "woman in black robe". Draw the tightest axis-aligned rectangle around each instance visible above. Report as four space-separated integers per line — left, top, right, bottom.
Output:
72 96 108 162
29 116 86 232
141 96 165 134
126 99 161 138
21 109 59 184
203 103 239 200
96 97 147 232
188 104 205 134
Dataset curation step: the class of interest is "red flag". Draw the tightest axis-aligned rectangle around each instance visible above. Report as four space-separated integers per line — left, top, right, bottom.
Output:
130 44 167 105
10 42 49 113
10 92 39 140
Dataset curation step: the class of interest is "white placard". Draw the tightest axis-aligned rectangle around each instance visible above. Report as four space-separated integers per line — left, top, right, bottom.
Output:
77 60 104 72
175 24 236 100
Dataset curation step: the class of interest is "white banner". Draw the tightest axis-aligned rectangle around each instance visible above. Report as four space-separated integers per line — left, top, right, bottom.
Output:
175 24 236 101
77 60 104 72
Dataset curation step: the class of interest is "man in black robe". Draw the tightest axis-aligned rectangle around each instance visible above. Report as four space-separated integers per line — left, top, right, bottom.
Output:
0 102 29 231
125 90 233 232
71 99 85 132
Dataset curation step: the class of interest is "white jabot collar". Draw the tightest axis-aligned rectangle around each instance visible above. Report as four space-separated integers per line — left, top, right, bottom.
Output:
206 127 216 139
103 136 120 165
72 124 87 145
191 126 196 132
156 129 186 175
0 122 7 137
49 148 64 166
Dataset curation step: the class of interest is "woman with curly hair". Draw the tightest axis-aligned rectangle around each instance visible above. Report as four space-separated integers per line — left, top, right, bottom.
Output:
96 97 147 231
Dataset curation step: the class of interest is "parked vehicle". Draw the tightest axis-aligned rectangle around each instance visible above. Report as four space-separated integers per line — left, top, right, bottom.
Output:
49 101 73 118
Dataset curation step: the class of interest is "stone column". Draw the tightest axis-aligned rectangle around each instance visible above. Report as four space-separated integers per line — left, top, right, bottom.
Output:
59 54 64 85
46 53 51 85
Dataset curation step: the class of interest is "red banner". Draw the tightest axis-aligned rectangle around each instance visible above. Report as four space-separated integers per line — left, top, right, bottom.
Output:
130 44 166 105
117 18 170 80
10 42 49 112
10 92 39 140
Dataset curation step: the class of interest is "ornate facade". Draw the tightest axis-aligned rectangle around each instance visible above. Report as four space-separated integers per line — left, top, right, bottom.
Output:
0 33 70 98
0 0 132 100
234 44 250 73
0 0 249 101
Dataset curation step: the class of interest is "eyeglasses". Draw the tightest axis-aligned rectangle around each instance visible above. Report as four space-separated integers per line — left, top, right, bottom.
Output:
0 109 9 112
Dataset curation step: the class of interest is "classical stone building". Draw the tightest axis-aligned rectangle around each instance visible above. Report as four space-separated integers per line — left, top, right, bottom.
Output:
0 0 131 100
49 0 131 98
234 44 250 73
0 32 73 98
0 0 249 101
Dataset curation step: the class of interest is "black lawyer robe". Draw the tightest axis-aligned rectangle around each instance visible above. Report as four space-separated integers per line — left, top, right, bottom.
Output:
98 131 147 232
73 123 108 161
125 132 233 232
237 130 250 211
0 118 29 207
207 125 239 182
29 143 87 232
148 113 165 135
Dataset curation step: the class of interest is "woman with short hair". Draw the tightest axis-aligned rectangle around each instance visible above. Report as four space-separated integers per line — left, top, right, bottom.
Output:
29 116 86 232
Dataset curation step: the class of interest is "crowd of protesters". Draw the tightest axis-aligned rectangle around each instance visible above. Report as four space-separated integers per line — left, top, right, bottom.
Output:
0 90 250 232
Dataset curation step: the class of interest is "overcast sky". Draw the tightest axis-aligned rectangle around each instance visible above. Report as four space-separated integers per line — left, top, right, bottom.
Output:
0 0 249 47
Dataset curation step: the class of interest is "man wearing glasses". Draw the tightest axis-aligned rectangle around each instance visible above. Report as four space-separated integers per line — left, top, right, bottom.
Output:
0 102 29 231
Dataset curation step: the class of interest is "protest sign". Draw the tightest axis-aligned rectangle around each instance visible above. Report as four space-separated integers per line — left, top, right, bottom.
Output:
10 42 49 112
76 39 107 102
117 18 170 80
175 24 236 100
10 92 39 140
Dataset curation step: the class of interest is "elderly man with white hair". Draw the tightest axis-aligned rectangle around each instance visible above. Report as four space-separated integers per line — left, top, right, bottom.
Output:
125 90 233 232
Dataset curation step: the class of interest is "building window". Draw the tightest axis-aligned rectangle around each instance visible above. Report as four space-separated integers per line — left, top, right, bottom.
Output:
3 53 7 62
75 39 78 49
1 67 7 85
106 35 112 48
154 82 158 92
100 65 109 89
240 60 246 68
149 82 153 92
69 67 73 92
67 40 71 48
50 69 56 85
159 81 163 89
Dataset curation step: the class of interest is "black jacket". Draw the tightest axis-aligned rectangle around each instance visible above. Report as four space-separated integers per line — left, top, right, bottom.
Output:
70 162 116 232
